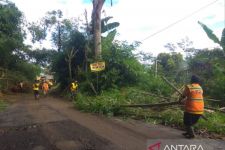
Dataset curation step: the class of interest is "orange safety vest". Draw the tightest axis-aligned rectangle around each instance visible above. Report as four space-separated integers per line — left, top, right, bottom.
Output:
185 84 204 114
42 83 49 91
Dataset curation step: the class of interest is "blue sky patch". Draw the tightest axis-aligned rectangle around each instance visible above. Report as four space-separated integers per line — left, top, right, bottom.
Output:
105 0 119 6
212 21 225 29
82 0 119 6
204 15 216 20
82 0 92 4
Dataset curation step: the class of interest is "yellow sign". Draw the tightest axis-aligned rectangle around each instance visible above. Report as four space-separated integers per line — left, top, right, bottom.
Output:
90 61 105 72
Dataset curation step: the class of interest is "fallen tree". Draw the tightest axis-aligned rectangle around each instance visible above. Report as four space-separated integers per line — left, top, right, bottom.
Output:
119 76 225 115
120 101 180 108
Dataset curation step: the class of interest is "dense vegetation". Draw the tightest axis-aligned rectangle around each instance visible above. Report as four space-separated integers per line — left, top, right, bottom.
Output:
0 1 41 90
1 0 225 135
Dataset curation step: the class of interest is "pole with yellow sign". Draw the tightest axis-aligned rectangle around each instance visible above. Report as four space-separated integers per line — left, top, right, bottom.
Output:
90 61 106 93
90 61 105 72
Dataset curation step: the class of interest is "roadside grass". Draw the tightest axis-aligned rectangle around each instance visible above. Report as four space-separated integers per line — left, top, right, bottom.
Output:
74 89 127 116
0 99 8 112
197 112 225 134
73 87 225 135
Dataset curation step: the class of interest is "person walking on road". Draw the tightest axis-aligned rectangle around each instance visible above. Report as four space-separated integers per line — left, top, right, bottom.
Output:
42 81 49 97
33 80 40 100
179 75 204 139
70 80 78 100
19 81 24 93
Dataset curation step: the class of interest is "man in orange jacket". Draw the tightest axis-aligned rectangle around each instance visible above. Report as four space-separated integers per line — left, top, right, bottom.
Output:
179 75 204 138
42 81 49 96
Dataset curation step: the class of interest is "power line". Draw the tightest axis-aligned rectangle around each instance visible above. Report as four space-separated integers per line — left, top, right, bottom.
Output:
141 0 220 42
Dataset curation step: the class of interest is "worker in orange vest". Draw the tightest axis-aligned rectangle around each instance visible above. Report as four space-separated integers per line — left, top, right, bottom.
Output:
42 81 49 96
179 75 204 139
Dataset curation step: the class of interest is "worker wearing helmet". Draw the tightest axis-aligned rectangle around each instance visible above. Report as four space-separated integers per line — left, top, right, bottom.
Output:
179 75 204 139
70 80 78 100
33 80 40 100
42 81 49 96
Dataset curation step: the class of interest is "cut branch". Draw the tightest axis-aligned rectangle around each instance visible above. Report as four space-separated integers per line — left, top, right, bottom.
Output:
120 102 225 114
120 102 180 108
204 106 225 113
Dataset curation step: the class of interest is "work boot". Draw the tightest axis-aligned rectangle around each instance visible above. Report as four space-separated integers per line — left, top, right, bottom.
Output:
185 126 195 139
182 132 189 136
182 127 190 137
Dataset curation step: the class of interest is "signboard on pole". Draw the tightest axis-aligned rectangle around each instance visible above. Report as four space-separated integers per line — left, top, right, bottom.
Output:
90 61 105 72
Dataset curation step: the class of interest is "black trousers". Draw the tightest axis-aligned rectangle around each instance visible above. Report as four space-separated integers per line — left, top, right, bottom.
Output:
183 112 201 126
183 112 202 136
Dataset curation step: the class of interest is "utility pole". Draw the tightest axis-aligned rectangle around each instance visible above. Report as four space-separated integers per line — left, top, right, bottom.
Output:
155 59 159 77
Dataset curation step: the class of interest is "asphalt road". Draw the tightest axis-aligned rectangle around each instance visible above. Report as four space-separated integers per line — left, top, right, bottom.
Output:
0 94 224 150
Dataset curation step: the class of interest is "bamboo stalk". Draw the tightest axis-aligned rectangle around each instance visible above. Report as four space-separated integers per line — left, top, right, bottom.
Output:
141 90 222 102
162 76 223 102
120 103 225 114
204 98 223 102
162 76 182 95
204 106 225 113
120 101 180 108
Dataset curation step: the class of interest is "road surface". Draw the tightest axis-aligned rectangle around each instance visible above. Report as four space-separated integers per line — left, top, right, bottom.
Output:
0 94 224 150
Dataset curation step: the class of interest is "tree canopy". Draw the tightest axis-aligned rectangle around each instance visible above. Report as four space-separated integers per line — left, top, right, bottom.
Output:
0 0 224 102
0 1 41 83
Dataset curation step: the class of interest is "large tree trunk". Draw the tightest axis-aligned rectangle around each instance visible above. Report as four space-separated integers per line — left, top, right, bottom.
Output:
92 0 105 60
84 9 89 72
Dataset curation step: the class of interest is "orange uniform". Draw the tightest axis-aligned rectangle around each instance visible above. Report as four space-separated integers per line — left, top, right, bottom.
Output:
42 82 49 95
183 84 204 114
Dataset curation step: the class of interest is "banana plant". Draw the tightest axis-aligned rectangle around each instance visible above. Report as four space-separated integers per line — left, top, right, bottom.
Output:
198 21 225 51
101 16 119 34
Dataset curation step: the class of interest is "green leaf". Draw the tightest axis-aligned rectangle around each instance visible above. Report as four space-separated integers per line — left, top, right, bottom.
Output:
221 28 225 51
101 16 120 33
198 21 221 45
105 29 117 42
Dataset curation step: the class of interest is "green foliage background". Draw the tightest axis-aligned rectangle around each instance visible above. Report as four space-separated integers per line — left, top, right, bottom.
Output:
1 0 225 135
0 1 41 91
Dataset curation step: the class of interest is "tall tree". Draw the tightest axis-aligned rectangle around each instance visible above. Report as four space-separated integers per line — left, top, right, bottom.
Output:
156 52 184 81
177 37 193 52
164 43 177 52
188 48 225 99
0 0 24 68
28 10 78 52
65 48 77 80
92 0 105 59
0 0 41 84
26 48 57 67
